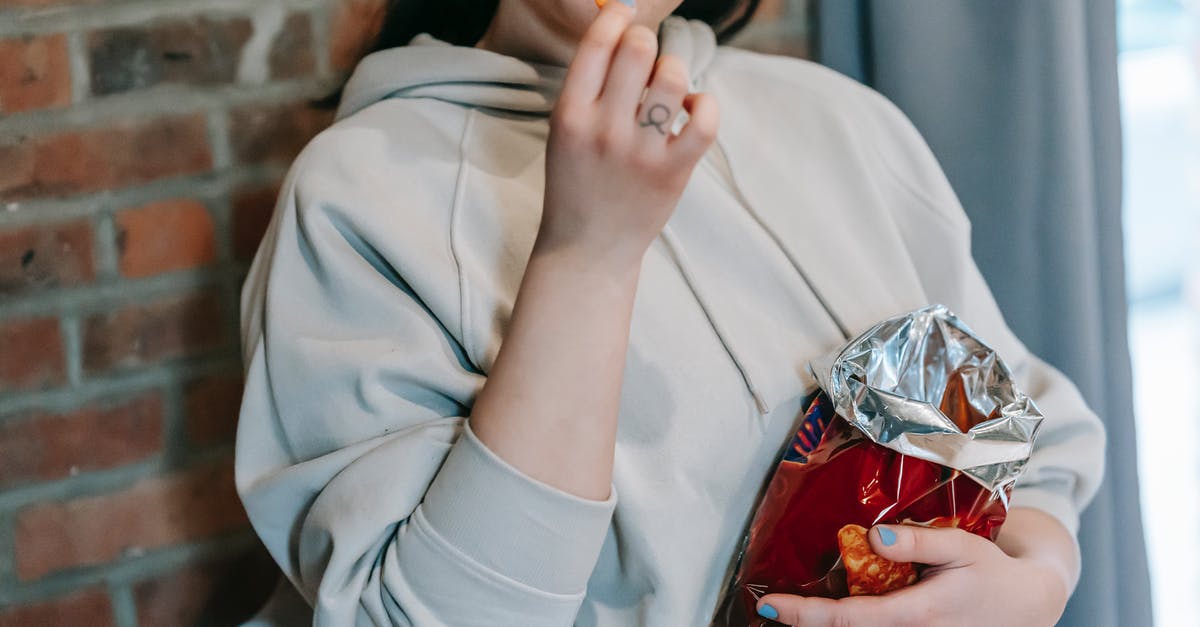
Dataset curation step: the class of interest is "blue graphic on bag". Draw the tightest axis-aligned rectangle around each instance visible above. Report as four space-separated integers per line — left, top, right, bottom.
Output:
783 391 834 464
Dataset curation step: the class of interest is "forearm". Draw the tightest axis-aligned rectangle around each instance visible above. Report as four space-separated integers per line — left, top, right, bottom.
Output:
996 506 1081 598
468 239 642 501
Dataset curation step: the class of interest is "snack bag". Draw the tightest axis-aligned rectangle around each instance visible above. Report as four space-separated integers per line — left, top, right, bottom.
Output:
714 305 1043 626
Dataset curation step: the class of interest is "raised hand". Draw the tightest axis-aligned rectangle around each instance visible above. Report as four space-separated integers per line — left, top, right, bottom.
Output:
536 0 720 268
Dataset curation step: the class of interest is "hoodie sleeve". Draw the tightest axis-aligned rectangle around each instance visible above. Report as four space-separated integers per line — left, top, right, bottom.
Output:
855 90 1107 544
234 127 616 627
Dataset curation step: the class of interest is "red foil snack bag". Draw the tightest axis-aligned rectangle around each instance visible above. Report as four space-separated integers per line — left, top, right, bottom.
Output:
713 305 1043 626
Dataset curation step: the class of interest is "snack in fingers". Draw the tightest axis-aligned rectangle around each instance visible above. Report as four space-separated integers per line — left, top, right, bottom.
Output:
837 524 918 596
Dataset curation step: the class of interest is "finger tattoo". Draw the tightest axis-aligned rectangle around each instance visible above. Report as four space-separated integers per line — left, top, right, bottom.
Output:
639 103 672 135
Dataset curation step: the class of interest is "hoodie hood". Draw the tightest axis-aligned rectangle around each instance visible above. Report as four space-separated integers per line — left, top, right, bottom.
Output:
335 15 718 121
329 14 790 417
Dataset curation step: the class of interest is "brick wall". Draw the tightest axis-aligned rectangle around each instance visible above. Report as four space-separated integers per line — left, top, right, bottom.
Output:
0 1 809 625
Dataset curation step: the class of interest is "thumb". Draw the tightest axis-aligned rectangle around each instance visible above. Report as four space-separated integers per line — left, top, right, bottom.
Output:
868 524 988 568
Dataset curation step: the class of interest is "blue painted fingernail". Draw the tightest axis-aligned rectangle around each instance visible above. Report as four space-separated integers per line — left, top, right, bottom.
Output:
757 604 779 620
619 0 636 6
877 526 897 546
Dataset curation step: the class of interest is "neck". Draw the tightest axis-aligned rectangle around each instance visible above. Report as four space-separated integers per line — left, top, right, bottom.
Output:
475 2 580 68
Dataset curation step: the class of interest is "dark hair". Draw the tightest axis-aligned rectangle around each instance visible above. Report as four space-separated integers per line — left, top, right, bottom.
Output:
313 0 761 109
368 0 762 49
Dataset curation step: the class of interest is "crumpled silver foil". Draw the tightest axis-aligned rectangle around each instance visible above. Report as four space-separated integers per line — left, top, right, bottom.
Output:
809 304 1043 493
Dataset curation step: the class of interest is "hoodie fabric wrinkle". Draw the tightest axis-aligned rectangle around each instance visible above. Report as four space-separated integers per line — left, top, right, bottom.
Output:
342 16 780 416
234 14 1108 627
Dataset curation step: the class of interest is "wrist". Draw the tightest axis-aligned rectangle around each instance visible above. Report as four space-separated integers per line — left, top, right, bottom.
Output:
529 232 646 281
998 507 1080 597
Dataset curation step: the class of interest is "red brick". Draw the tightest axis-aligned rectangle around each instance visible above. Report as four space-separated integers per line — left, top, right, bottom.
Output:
0 114 213 202
87 16 253 96
184 372 243 446
270 12 316 80
0 586 115 627
0 393 163 489
14 458 250 581
0 33 71 114
329 0 386 71
115 198 216 278
231 182 280 261
82 290 226 374
0 219 94 295
0 317 65 392
134 545 278 627
0 140 36 198
729 0 812 58
754 0 787 20
0 220 94 293
228 101 333 165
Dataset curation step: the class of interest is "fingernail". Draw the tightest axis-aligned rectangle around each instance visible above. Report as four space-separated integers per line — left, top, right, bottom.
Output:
757 604 779 620
619 0 636 6
877 526 897 546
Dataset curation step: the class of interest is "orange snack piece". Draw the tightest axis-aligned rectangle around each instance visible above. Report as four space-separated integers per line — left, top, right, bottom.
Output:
938 372 994 433
836 524 918 596
596 0 607 6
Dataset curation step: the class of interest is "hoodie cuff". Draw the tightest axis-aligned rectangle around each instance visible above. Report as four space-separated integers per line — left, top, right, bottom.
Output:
416 421 617 595
1009 485 1081 539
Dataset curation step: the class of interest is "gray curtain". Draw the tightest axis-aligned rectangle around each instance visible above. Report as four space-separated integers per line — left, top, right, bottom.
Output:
814 1 1152 626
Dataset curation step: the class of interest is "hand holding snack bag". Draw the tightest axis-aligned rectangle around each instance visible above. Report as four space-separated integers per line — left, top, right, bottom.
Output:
714 305 1044 626
836 524 917 596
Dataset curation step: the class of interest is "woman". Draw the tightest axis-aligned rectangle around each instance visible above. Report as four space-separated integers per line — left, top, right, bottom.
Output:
235 1 1106 625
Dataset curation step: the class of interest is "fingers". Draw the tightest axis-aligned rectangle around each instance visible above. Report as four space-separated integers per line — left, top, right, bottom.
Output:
560 0 637 105
555 2 719 162
670 91 719 159
869 524 994 568
754 528 997 626
756 593 892 627
599 25 659 116
634 54 689 138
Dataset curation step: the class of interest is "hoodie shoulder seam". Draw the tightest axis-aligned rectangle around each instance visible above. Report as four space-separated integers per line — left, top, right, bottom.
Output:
449 108 477 365
711 48 969 236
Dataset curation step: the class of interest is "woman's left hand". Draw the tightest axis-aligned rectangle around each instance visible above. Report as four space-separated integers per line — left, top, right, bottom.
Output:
755 508 1077 627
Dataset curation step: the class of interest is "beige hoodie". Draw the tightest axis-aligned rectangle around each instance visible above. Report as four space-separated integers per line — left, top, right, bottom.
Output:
235 15 1105 627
